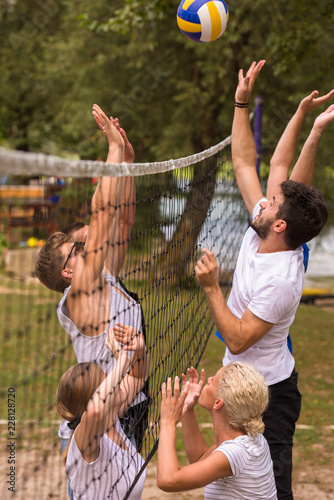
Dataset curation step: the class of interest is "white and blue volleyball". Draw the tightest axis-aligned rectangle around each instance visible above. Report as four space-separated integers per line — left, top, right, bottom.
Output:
177 0 229 43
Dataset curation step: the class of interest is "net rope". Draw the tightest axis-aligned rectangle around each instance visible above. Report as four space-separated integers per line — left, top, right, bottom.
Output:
0 135 231 178
0 137 248 499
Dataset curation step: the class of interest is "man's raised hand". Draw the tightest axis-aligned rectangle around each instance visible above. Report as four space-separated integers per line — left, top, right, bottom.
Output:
92 104 124 151
195 249 219 291
235 60 266 104
313 104 334 134
113 118 135 163
299 89 334 116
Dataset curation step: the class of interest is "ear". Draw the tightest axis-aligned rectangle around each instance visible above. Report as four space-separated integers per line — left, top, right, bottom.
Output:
273 219 287 234
213 398 224 410
61 268 73 280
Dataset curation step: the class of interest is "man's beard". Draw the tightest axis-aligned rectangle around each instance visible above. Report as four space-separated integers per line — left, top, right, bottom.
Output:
250 215 275 240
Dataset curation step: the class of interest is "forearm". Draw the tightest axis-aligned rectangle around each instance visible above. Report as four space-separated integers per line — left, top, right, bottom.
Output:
89 351 130 417
157 422 180 491
128 345 148 383
232 108 257 173
267 107 307 198
182 409 208 464
120 176 135 230
270 107 306 170
290 126 323 186
270 92 334 189
74 212 118 286
91 143 124 214
203 284 248 354
87 174 124 278
77 350 130 454
92 177 124 217
113 176 135 273
232 107 262 214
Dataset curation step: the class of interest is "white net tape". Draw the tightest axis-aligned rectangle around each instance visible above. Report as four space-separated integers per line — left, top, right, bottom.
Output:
0 136 231 178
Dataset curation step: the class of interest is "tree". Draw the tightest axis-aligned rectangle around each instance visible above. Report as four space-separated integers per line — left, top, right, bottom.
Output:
1 0 333 231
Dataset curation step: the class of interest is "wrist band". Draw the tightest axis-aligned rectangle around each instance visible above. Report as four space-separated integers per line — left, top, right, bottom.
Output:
235 101 249 108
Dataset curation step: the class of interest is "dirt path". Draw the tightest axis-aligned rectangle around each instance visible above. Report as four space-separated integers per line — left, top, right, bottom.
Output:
1 449 334 500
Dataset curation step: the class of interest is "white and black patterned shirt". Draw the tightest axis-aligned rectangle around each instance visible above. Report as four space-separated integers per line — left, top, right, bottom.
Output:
204 434 277 500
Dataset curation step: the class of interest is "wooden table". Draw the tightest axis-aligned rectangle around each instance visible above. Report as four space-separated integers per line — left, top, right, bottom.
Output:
0 196 57 242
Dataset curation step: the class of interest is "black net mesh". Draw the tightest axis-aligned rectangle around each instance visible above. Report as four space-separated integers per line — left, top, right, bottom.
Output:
0 144 248 499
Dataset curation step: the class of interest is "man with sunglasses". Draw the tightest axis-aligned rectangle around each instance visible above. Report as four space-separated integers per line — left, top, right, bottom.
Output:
35 106 149 498
62 241 86 271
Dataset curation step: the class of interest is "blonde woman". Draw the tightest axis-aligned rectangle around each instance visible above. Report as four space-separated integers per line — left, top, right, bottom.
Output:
56 325 148 500
157 362 277 499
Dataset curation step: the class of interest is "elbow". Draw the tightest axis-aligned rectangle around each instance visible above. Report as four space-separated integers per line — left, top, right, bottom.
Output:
91 206 117 224
157 477 176 492
226 340 248 356
156 477 166 491
119 218 134 231
232 160 243 175
269 158 285 172
269 157 278 170
232 149 257 171
86 402 103 421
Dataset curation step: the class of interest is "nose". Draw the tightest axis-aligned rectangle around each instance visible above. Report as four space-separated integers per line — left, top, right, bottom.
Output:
260 200 269 210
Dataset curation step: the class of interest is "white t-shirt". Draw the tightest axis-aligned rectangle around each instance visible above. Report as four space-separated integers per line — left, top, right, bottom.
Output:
66 417 146 500
224 199 304 385
204 434 277 500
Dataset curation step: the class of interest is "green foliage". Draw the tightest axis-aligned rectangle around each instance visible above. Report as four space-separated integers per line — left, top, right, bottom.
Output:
0 233 9 256
94 0 175 35
0 0 333 196
54 178 96 227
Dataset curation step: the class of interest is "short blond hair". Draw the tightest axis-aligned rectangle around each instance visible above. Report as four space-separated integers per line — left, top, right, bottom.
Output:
218 362 268 436
35 232 70 292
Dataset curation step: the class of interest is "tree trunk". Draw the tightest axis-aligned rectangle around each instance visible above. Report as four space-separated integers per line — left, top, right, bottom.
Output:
150 156 218 287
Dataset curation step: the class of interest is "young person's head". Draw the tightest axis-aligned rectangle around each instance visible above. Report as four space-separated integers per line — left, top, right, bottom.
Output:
56 362 105 423
251 180 328 248
56 362 105 463
35 232 85 292
35 232 70 292
276 180 328 248
200 362 268 436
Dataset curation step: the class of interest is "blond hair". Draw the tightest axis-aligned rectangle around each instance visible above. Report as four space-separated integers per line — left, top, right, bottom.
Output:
218 362 268 436
56 362 105 464
35 232 70 292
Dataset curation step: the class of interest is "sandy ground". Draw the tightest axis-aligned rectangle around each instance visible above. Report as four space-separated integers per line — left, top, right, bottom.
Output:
142 463 334 499
1 447 334 500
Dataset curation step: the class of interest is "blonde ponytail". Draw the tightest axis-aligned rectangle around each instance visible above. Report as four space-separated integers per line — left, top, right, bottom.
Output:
217 362 268 436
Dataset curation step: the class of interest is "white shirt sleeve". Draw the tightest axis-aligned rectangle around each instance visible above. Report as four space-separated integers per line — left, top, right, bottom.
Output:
248 275 298 324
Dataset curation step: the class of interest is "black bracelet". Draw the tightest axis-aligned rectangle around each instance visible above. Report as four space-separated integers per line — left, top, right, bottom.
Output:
235 101 249 108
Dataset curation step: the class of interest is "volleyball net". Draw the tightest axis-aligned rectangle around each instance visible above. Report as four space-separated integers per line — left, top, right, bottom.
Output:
0 137 248 499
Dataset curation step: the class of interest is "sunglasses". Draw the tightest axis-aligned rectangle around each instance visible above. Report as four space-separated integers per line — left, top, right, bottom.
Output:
63 241 85 270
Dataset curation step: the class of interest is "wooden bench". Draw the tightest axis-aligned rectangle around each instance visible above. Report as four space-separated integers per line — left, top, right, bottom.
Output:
301 287 334 305
0 185 57 242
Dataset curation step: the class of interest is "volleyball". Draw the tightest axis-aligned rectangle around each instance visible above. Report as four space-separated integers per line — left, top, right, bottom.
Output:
177 0 229 43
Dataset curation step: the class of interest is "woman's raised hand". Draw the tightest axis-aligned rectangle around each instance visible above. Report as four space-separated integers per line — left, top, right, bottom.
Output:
181 367 205 412
161 376 190 426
